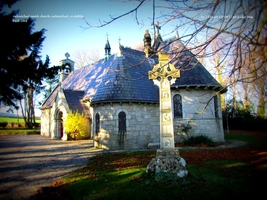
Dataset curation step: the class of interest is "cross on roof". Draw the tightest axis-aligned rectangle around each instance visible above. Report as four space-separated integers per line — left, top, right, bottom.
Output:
154 21 161 36
65 52 70 59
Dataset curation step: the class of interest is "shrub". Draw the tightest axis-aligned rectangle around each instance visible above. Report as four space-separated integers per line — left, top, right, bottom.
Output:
64 110 89 140
183 135 215 147
222 100 267 131
0 121 8 128
175 122 192 141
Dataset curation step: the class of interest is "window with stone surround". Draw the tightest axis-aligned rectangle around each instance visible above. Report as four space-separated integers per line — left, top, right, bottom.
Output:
173 94 183 118
95 113 100 136
118 111 126 133
214 95 219 118
118 111 126 148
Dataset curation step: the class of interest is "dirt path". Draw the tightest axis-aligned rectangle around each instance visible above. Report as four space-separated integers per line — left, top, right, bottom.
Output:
0 135 102 200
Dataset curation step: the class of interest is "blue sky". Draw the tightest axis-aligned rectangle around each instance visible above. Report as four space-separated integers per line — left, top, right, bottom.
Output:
2 0 183 116
3 0 250 68
4 0 179 67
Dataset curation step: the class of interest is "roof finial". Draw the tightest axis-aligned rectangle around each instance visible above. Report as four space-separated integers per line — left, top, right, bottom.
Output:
176 31 179 39
104 33 111 62
117 37 122 57
104 36 111 52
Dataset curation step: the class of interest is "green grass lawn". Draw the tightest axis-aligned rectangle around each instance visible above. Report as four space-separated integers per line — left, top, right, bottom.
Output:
0 116 41 123
0 116 40 135
36 131 266 200
0 128 40 135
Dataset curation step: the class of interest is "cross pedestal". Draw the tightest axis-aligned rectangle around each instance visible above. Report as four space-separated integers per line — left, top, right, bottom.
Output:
146 53 188 178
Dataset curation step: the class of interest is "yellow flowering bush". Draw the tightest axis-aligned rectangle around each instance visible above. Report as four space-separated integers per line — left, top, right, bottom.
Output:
64 110 89 140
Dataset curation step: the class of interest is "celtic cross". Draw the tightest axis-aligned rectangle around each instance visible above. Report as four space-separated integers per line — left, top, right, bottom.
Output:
149 53 180 149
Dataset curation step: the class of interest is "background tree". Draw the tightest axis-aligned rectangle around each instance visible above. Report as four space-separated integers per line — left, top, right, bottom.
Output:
37 73 59 106
72 49 100 69
207 37 229 111
0 1 60 127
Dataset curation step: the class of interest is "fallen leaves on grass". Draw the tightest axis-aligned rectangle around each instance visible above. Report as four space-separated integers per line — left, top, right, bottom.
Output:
33 180 69 200
181 131 267 167
89 152 155 172
180 148 251 166
34 130 267 199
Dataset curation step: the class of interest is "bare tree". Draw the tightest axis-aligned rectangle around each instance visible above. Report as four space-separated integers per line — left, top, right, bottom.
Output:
72 49 100 69
251 39 267 117
207 37 229 110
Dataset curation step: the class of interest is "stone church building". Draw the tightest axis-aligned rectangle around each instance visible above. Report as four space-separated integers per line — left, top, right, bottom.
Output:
41 29 225 150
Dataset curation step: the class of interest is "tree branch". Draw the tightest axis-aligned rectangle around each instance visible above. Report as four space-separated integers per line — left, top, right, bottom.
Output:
81 0 146 29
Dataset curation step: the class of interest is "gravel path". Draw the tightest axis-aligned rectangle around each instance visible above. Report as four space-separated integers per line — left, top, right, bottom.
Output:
0 135 102 200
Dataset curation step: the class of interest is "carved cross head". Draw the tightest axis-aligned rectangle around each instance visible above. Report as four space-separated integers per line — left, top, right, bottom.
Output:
148 53 180 82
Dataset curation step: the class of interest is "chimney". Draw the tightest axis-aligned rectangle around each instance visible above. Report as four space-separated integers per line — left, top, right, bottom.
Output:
143 30 152 57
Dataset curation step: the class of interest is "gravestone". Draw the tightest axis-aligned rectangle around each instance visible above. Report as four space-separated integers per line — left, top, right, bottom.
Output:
146 52 188 178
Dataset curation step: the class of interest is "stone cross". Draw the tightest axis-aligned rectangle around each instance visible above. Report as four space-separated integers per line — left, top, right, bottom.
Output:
154 21 161 37
149 52 180 149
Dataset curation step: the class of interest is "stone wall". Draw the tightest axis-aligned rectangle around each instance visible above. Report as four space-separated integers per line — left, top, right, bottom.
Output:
41 108 51 137
172 89 224 143
173 118 224 142
93 103 160 150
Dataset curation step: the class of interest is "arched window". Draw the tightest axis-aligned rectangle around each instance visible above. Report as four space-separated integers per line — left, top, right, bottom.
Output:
118 111 126 133
57 111 63 138
118 111 126 148
95 113 100 136
214 95 219 118
173 94 183 118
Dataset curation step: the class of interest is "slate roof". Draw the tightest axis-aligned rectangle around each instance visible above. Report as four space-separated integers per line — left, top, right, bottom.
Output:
41 58 109 110
91 46 159 104
63 90 85 114
61 60 109 98
159 37 223 90
42 35 224 110
41 85 60 109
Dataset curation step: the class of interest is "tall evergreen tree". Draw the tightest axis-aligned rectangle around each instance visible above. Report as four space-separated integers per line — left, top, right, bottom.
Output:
0 1 59 127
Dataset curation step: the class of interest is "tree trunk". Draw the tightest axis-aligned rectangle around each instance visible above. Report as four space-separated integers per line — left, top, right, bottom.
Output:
20 85 36 129
26 86 35 128
257 84 266 118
